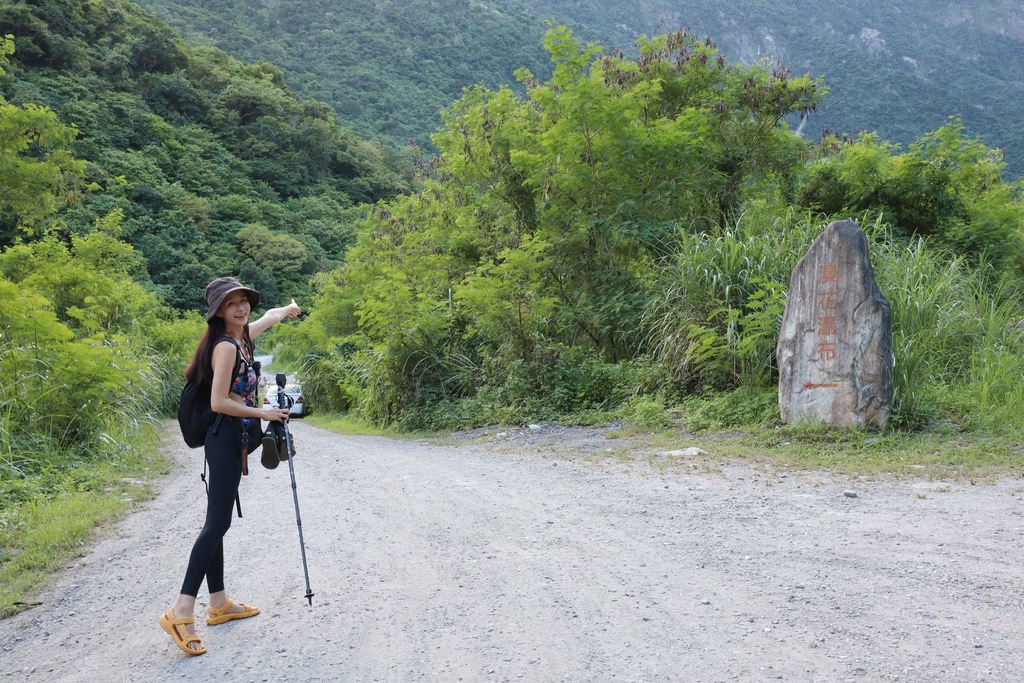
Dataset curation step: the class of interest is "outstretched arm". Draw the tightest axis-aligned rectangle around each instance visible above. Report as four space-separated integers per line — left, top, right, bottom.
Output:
249 298 301 338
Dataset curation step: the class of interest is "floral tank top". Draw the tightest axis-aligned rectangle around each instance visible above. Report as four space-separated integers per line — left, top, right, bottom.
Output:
231 360 259 408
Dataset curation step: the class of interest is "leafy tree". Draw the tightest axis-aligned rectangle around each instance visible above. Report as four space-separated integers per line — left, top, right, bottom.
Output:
236 223 308 276
797 120 1024 273
416 27 820 358
0 35 84 240
296 26 822 423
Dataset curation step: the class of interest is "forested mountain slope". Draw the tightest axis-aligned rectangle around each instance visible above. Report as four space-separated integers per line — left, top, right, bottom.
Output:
134 0 1024 176
0 0 410 309
130 0 556 149
524 0 1024 176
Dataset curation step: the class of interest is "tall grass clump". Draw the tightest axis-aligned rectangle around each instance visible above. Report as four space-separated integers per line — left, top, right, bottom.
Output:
874 238 1024 431
0 332 175 502
647 208 824 393
646 207 1024 435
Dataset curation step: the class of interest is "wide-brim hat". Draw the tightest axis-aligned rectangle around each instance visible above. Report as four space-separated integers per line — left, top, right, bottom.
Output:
205 277 260 321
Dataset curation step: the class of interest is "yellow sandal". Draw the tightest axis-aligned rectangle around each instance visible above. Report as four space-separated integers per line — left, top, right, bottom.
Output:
159 608 206 656
205 599 260 625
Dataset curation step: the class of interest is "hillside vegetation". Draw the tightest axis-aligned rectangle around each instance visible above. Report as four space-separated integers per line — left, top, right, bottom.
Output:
133 0 1024 176
278 27 1024 436
0 28 197 612
131 0 557 149
0 0 411 309
0 0 407 611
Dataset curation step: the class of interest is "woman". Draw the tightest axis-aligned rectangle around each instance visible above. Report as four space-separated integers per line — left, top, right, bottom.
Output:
160 277 300 655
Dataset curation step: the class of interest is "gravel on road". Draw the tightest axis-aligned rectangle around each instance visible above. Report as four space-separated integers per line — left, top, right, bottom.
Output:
1 421 1023 682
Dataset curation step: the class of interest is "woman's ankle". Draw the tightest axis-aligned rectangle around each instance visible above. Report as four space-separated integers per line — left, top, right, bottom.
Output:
208 590 229 610
173 594 197 616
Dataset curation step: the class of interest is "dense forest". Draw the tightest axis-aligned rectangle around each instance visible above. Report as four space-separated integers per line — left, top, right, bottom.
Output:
132 0 1024 176
0 0 411 309
130 0 557 150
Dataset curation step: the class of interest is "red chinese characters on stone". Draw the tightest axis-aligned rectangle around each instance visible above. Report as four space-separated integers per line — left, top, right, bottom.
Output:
814 262 839 368
819 263 839 283
816 263 839 329
818 315 837 336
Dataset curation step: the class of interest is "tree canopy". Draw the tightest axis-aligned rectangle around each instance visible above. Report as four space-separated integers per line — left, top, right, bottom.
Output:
0 0 411 309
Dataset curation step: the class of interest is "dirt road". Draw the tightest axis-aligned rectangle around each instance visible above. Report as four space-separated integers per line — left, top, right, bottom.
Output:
2 422 1023 682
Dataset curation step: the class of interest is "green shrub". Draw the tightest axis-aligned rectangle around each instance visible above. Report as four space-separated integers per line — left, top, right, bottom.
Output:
679 387 781 431
615 395 674 430
796 122 1024 274
342 344 659 430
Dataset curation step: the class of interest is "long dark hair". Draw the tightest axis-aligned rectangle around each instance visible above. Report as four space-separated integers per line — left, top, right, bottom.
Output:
184 317 255 385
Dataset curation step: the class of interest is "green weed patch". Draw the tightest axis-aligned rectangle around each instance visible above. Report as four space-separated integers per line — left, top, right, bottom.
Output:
0 431 167 618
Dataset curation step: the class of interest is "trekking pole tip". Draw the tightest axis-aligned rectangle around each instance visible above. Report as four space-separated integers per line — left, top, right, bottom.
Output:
305 591 315 607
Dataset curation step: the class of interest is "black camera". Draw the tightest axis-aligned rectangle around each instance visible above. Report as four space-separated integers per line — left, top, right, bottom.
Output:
260 373 295 469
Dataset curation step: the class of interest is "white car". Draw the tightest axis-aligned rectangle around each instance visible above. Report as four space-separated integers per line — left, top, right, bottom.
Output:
262 383 305 417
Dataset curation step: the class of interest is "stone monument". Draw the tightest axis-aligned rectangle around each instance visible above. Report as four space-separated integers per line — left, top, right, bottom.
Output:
776 220 893 428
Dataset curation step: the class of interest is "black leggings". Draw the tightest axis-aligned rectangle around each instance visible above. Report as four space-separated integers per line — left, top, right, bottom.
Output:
180 417 243 597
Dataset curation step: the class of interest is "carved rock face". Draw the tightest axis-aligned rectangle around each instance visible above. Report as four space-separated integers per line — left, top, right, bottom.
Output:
777 220 893 429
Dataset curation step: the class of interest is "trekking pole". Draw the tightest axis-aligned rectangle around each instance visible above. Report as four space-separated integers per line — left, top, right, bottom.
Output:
276 373 315 607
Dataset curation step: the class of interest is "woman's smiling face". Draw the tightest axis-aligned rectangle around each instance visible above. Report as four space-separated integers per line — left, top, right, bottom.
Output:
217 290 251 327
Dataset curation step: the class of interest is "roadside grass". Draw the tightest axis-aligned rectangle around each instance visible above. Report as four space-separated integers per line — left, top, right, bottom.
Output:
632 423 1024 480
304 413 390 436
0 428 169 618
303 414 438 439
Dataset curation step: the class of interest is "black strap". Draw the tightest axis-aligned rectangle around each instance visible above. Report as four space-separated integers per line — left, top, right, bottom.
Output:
216 335 249 386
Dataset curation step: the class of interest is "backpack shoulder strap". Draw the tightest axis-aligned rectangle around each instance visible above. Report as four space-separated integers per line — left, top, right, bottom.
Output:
214 336 259 410
215 335 245 385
